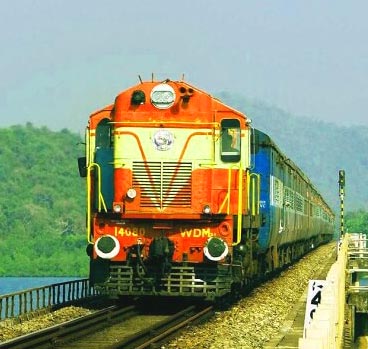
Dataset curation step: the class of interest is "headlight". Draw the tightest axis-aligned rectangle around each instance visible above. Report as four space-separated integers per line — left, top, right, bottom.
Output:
203 237 229 261
150 83 176 109
126 188 137 199
94 235 120 259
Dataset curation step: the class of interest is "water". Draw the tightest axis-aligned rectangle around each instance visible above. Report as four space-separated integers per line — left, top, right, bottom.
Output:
0 277 80 295
0 277 87 319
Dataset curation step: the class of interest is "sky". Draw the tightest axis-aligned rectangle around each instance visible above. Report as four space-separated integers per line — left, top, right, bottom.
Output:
0 0 367 133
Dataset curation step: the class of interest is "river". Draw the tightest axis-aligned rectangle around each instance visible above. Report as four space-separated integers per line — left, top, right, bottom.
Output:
0 277 81 295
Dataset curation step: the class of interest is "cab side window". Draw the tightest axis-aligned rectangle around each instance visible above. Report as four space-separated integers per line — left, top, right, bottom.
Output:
221 119 241 162
96 118 112 149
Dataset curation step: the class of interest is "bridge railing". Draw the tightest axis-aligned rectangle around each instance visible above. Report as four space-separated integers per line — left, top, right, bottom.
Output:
0 278 98 321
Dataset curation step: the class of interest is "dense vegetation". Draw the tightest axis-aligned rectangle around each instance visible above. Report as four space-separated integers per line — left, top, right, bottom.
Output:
0 124 87 276
1 95 367 276
346 210 368 234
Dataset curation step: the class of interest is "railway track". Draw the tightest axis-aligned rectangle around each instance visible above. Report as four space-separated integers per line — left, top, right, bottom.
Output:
114 305 214 349
0 305 137 349
0 303 214 349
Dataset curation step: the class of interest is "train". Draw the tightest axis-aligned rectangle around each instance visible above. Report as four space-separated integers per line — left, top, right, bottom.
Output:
78 78 335 300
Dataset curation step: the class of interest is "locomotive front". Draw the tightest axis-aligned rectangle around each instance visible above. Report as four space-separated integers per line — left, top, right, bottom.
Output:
80 79 253 300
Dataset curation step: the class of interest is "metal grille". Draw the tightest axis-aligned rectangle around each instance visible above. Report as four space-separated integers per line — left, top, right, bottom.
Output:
132 161 192 208
102 264 232 299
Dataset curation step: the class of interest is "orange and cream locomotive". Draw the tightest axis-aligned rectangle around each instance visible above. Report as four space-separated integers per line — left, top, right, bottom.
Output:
79 78 334 300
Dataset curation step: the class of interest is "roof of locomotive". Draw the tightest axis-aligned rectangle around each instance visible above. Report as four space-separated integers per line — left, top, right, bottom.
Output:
88 79 250 128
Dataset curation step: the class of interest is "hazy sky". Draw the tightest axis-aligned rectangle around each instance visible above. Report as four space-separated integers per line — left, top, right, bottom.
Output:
0 0 367 132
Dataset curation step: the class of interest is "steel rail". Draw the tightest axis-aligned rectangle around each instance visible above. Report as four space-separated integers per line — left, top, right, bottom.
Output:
0 305 137 349
112 305 214 349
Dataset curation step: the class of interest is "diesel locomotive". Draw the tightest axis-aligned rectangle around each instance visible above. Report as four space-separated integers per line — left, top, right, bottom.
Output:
78 78 335 300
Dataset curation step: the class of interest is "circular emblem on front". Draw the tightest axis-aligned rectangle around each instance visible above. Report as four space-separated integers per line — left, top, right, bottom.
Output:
153 129 174 151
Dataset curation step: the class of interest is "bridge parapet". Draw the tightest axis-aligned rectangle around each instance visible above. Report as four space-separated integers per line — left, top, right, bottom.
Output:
0 278 99 322
345 233 368 345
299 236 347 349
347 233 368 299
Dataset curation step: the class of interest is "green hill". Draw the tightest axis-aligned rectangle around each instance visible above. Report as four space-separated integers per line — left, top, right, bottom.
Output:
0 124 87 276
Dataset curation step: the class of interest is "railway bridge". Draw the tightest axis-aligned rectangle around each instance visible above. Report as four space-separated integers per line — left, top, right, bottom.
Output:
266 232 368 349
0 233 366 349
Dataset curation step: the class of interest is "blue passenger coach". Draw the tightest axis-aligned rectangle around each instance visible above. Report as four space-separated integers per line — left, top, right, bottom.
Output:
251 129 334 270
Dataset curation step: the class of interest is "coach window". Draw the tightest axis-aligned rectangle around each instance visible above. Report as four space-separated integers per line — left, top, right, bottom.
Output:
221 119 241 162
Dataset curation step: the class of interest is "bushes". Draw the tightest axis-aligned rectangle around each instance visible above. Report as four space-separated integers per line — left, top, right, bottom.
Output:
345 210 368 235
0 124 87 276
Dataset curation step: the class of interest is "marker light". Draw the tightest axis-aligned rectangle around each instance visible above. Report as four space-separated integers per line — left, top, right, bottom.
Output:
203 237 229 261
150 83 176 109
203 205 211 215
94 235 120 259
113 203 122 213
126 188 137 199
